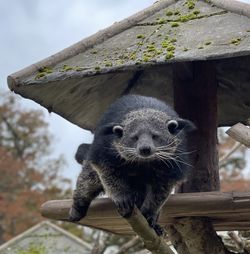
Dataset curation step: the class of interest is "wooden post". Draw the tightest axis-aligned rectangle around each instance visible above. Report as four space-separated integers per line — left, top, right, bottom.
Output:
172 61 229 254
173 61 220 192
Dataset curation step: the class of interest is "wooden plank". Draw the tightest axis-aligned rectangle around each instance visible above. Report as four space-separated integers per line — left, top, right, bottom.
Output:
41 191 250 235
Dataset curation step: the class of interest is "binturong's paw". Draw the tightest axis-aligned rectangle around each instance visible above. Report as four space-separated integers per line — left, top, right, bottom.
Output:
141 209 163 236
68 202 90 222
114 195 136 218
152 223 164 236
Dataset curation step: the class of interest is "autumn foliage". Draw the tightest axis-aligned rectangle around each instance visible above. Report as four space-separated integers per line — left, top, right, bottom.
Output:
0 93 71 243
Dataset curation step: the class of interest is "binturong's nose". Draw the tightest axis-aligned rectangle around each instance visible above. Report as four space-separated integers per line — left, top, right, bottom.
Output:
137 133 155 158
139 145 153 157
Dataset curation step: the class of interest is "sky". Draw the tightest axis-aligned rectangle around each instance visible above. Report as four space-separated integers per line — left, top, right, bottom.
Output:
0 0 250 185
0 0 156 184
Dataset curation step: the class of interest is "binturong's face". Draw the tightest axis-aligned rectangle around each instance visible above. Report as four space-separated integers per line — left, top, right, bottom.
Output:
112 109 195 163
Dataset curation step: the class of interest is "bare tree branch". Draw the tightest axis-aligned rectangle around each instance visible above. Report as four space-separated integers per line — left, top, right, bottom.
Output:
228 231 250 254
167 225 190 254
116 236 140 254
219 142 242 167
1 116 23 157
126 207 175 254
134 250 151 254
228 231 245 252
91 231 107 254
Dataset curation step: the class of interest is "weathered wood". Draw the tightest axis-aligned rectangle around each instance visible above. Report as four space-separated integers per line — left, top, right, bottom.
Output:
227 231 245 252
41 191 250 235
174 217 234 254
8 0 176 86
126 207 175 254
7 3 250 130
226 123 250 148
116 236 140 254
167 225 190 254
173 61 225 253
173 61 219 192
209 0 250 18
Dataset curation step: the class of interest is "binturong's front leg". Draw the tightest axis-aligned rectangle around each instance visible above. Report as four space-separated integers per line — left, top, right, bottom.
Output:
140 182 174 235
69 162 103 222
91 163 144 218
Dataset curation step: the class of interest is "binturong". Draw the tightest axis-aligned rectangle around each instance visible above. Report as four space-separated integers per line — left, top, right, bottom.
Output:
69 95 196 235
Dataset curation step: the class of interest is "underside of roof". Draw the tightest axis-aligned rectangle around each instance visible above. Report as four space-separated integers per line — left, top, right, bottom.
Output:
8 0 250 130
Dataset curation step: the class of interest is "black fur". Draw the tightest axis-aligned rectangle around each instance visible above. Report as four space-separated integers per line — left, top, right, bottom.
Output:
75 143 91 164
69 95 196 235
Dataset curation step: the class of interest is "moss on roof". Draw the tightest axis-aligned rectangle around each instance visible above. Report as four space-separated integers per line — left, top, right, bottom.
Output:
7 0 250 130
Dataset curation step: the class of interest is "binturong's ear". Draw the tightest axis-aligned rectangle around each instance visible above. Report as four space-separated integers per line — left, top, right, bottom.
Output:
167 119 196 135
112 125 123 138
75 143 91 164
177 119 197 133
99 123 124 137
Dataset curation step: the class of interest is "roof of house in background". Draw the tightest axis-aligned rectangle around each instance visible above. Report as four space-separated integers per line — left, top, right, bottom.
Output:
0 221 92 254
8 0 250 130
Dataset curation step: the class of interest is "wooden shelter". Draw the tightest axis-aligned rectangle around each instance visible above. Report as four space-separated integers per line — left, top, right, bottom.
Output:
7 0 250 244
8 0 250 129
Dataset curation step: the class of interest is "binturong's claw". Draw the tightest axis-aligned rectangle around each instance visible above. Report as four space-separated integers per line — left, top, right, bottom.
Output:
68 200 90 222
114 195 136 218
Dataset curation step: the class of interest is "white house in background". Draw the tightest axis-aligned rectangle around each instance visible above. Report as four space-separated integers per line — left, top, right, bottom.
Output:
0 221 92 254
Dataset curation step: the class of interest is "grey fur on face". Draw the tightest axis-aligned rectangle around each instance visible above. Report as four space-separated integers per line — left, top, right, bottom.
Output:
113 109 181 163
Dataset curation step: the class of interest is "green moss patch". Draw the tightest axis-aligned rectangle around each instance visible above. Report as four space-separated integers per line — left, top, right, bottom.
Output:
136 34 145 39
166 11 173 16
185 0 196 9
61 65 74 72
35 66 53 80
104 60 113 67
171 22 179 27
165 51 174 60
230 38 242 45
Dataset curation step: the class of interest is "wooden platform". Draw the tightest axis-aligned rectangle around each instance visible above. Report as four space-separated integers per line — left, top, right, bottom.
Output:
41 191 250 235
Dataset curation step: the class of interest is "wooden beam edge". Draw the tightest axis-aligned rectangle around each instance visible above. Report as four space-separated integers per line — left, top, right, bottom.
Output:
40 191 250 234
226 122 250 148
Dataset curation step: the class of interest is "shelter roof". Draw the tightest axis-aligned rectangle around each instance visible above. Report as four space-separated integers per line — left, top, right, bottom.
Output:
8 0 250 129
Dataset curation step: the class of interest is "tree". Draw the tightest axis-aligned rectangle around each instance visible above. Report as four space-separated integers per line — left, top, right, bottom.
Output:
0 93 71 243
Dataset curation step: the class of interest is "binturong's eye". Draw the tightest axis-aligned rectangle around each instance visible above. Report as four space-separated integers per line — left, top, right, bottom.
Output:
167 119 197 135
112 125 124 138
167 120 179 135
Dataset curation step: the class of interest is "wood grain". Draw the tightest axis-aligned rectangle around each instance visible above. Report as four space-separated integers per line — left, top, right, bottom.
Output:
226 123 250 148
41 191 250 235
